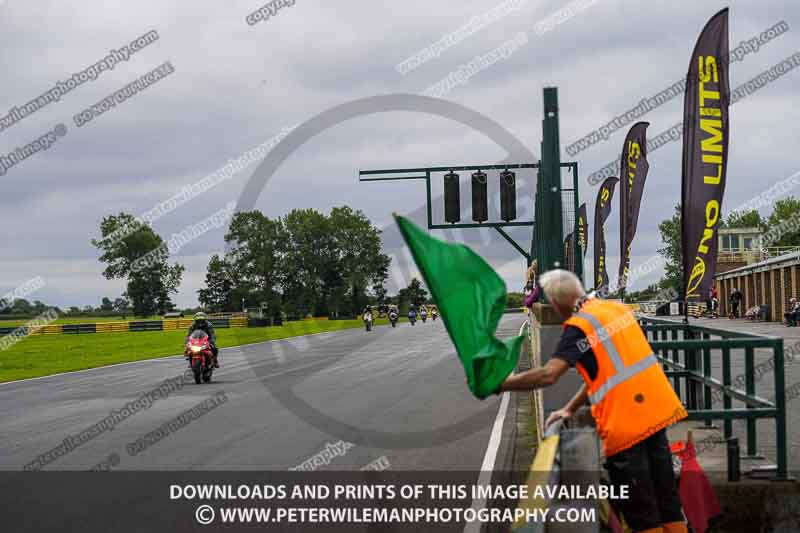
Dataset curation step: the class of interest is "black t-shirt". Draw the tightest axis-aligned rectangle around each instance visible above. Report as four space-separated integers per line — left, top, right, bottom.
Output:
552 325 598 381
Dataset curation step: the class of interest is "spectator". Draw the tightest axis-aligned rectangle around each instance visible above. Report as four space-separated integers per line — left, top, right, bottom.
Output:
706 287 719 318
785 298 800 327
711 288 719 319
729 287 742 318
744 305 760 320
524 260 540 309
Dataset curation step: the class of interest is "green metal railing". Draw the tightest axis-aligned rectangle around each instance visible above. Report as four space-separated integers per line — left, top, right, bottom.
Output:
639 316 788 480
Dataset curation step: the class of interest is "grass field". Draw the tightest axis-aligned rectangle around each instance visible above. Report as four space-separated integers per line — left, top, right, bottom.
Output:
0 318 406 383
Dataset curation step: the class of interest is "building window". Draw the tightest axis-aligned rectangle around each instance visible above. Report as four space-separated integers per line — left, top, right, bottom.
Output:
744 237 753 250
722 235 730 250
730 235 740 250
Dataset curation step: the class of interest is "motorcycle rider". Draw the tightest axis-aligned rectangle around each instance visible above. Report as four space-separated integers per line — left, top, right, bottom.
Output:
362 305 374 331
430 305 438 321
186 312 219 367
420 304 428 322
408 304 418 325
388 304 399 326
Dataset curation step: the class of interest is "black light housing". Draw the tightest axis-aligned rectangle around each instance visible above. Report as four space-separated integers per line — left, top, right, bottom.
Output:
443 172 460 223
471 171 488 222
500 170 517 221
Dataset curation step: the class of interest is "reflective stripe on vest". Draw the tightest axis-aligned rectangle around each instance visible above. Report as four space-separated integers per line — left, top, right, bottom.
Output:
574 311 658 405
574 311 625 370
588 354 658 405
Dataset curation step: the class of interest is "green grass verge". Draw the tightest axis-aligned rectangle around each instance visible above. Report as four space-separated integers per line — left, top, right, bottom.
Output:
0 318 406 383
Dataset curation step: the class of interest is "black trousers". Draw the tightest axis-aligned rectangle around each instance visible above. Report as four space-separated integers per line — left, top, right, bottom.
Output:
604 429 684 531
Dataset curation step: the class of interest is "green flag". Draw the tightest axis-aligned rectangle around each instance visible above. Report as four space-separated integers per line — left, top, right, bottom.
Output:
395 215 523 399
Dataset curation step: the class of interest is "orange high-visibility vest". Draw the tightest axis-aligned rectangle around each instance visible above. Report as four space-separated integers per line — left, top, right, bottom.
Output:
564 299 687 457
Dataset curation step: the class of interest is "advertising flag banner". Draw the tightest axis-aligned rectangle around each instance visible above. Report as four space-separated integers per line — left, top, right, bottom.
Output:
594 177 619 293
564 232 575 272
681 8 730 300
577 203 588 259
618 122 650 291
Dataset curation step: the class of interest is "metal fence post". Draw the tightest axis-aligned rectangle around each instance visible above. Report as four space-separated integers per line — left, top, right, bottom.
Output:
686 328 698 410
703 332 712 428
722 347 732 439
671 328 681 400
744 346 757 457
773 338 788 479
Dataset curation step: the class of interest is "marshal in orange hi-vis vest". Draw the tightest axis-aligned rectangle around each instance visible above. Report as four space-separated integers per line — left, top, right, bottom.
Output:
564 299 687 457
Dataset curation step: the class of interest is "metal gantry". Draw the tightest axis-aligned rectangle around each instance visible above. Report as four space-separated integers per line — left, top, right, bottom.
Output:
358 87 584 283
359 163 538 263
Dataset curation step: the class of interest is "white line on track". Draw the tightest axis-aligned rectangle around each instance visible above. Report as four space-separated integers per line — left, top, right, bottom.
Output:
463 319 525 533
463 391 511 533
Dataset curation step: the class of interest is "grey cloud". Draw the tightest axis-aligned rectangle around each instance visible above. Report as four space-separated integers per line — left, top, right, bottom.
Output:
0 0 798 308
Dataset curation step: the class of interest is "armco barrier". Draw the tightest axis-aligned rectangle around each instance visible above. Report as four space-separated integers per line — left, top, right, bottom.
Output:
62 323 97 334
94 322 127 333
0 315 285 338
128 321 164 332
162 319 194 331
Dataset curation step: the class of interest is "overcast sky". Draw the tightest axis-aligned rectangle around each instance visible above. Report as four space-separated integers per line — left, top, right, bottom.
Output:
1 0 798 309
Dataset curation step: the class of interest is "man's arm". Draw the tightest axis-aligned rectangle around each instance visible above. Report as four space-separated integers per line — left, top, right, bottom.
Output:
544 384 588 427
499 357 570 391
563 384 589 413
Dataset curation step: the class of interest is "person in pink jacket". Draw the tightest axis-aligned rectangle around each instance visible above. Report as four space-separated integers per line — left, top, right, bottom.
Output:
524 260 540 309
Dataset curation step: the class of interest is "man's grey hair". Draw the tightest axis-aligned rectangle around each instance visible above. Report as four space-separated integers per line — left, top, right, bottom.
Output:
539 269 585 307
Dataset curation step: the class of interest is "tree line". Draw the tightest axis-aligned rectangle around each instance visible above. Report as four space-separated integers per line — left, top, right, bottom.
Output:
199 206 395 318
90 205 436 319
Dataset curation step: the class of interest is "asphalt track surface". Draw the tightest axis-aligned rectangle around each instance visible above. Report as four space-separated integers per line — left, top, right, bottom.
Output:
0 315 524 472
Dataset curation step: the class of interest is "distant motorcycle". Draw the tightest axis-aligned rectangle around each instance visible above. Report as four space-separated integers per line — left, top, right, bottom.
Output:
185 330 215 384
363 311 374 332
431 308 438 321
420 308 428 323
408 309 417 326
388 310 398 328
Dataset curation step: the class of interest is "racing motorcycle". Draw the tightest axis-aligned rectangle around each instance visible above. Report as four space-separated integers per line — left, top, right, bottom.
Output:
431 308 438 321
185 330 215 384
363 310 374 332
420 307 428 323
408 309 417 326
388 309 398 328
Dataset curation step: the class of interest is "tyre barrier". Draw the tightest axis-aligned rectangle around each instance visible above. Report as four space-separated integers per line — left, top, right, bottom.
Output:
0 315 255 337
